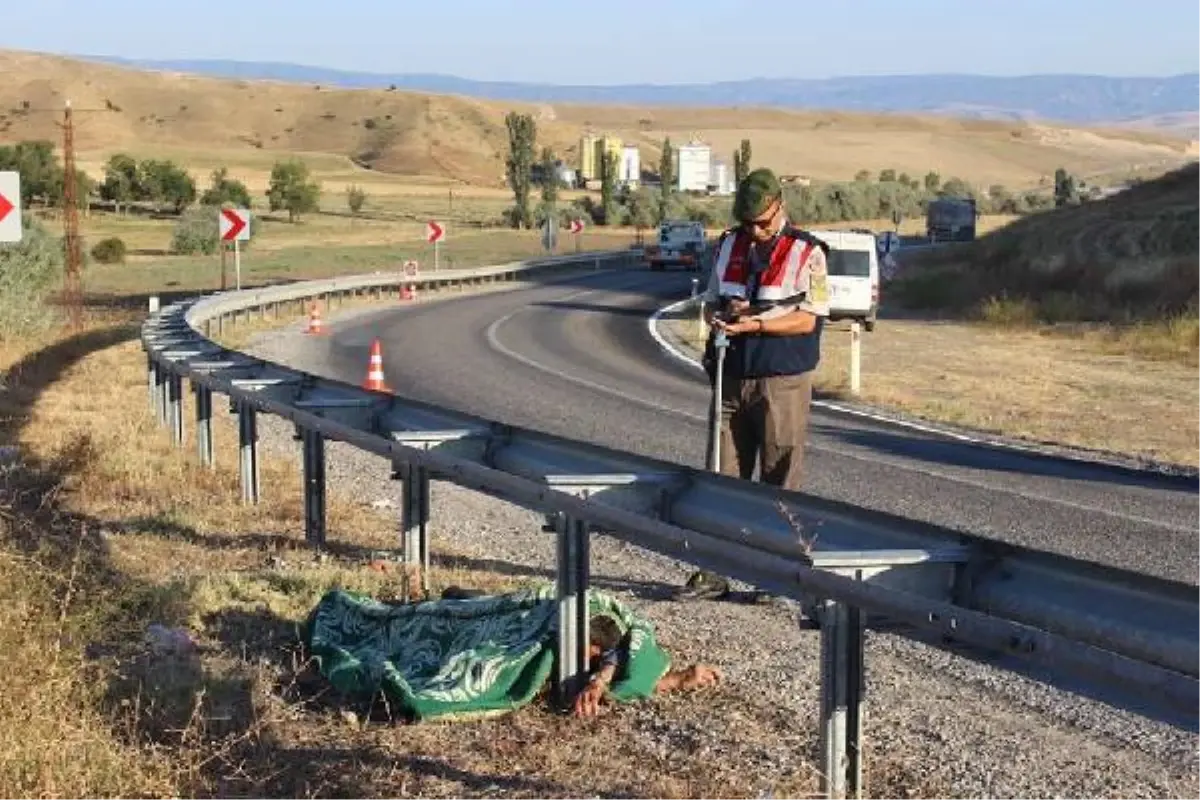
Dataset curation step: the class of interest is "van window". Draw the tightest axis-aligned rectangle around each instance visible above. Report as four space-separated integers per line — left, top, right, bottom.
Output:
826 249 872 277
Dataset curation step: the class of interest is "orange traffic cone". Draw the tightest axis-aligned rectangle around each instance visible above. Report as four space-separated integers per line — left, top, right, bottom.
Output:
362 338 390 392
304 303 326 335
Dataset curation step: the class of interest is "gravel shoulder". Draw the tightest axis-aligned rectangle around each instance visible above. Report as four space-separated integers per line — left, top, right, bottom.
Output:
228 281 1200 799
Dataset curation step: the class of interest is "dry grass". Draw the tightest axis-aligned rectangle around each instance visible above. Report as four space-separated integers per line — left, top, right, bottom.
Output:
2 49 1194 190
0 311 840 798
893 163 1200 330
663 312 1199 468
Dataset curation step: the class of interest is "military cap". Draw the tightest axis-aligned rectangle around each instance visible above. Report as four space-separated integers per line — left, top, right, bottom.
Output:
732 168 782 221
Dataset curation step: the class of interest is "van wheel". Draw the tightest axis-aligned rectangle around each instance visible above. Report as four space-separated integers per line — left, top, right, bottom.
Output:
863 316 876 332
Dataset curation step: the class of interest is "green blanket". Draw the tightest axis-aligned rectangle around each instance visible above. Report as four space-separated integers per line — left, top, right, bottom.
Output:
301 583 672 721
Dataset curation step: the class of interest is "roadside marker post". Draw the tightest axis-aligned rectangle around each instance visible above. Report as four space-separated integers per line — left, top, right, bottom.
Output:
568 218 584 253
426 220 445 270
850 321 862 395
219 208 251 290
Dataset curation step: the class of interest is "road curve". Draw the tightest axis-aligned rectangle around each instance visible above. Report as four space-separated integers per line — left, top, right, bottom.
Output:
315 267 1198 585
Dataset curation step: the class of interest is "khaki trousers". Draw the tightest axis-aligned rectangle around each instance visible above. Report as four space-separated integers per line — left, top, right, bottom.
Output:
706 371 813 491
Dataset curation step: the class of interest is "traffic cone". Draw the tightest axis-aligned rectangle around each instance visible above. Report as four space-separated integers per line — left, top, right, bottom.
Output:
304 303 326 335
362 338 390 392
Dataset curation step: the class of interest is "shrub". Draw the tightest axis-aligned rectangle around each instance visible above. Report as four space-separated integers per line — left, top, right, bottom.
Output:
90 237 126 264
0 214 64 336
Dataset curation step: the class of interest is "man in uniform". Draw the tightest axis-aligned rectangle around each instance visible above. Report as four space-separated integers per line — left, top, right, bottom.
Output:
676 167 831 601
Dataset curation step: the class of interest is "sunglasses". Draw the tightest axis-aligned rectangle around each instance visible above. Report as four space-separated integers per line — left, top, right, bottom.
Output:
741 198 781 232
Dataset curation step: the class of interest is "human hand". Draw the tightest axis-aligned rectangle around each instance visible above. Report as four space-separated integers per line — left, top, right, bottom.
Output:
572 681 607 718
713 316 762 336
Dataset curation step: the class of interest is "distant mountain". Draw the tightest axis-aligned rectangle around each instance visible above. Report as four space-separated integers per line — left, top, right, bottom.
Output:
82 55 1199 129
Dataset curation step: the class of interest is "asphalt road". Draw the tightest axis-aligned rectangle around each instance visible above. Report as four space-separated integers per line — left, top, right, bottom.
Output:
318 267 1199 585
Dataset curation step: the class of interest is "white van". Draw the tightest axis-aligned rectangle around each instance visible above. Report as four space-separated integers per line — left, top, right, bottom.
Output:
808 230 880 331
646 220 706 271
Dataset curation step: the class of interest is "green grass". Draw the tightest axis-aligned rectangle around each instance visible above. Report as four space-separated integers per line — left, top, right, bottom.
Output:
83 226 638 298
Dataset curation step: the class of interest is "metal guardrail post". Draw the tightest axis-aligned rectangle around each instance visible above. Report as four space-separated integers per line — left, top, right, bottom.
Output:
395 462 431 594
301 428 326 547
146 355 156 412
157 365 170 427
168 373 185 446
195 384 214 468
555 512 591 707
237 403 260 504
819 598 866 800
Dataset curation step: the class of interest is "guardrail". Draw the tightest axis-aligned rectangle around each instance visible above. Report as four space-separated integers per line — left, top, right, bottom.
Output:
141 248 1198 799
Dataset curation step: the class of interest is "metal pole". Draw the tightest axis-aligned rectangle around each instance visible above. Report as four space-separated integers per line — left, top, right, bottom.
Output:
396 461 431 594
301 428 326 547
234 238 242 291
555 512 591 708
237 403 259 504
195 384 214 468
706 329 727 472
849 321 862 396
819 597 866 799
168 374 184 446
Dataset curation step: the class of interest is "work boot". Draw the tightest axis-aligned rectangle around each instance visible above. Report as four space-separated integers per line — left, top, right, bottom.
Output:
673 569 730 601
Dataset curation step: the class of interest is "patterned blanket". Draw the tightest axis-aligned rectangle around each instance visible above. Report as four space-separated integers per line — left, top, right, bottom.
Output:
301 583 672 721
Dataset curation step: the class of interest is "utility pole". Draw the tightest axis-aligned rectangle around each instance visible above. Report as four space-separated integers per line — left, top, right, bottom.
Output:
61 100 84 331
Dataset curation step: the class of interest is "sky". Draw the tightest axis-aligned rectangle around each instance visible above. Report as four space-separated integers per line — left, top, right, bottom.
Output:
2 0 1197 85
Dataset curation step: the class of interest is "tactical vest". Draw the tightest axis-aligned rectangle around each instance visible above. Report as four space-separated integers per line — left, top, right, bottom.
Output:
704 225 828 381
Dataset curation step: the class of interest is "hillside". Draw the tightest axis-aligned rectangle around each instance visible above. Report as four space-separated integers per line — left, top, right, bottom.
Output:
0 50 1195 189
87 55 1200 130
893 163 1200 328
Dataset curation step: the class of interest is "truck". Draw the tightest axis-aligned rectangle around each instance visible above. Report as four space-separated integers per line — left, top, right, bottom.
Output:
645 220 706 271
925 196 977 242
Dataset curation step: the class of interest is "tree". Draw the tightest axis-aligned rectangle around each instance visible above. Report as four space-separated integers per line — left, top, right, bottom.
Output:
854 169 872 183
200 166 252 208
504 111 537 229
539 147 558 206
940 176 973 198
266 159 321 222
99 153 139 213
736 139 752 184
1053 167 1078 208
658 137 675 220
923 171 941 193
138 160 196 213
600 149 620 225
0 140 61 205
346 184 367 215
878 168 897 183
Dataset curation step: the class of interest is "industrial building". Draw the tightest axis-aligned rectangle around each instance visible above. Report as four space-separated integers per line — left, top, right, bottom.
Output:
675 141 712 193
577 134 625 184
620 145 640 186
709 159 735 195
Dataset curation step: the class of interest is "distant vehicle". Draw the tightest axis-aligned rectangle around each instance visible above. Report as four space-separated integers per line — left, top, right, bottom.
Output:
926 196 977 242
808 229 880 331
646 220 706 271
